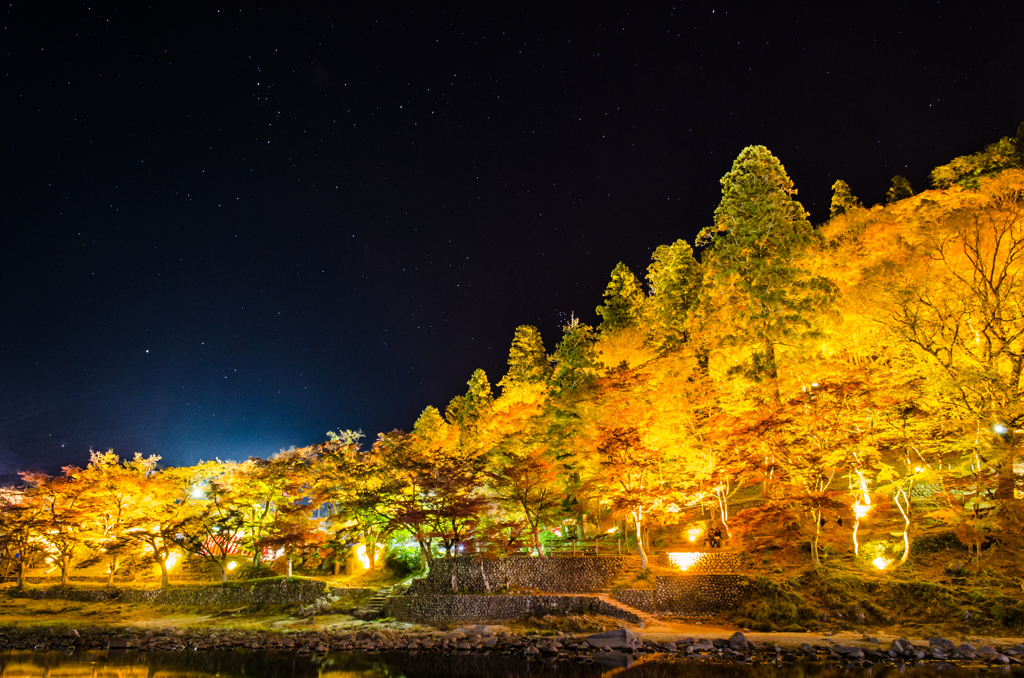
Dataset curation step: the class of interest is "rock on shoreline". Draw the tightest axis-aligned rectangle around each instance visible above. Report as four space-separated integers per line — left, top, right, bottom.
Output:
1 625 1022 668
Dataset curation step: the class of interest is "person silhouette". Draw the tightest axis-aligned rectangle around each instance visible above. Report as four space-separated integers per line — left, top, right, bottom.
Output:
713 527 722 547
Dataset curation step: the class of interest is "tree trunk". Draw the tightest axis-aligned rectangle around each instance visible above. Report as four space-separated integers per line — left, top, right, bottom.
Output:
16 560 24 589
218 561 228 584
479 559 491 593
810 510 821 568
766 341 781 404
634 512 648 569
287 558 293 578
59 557 69 588
532 524 543 556
418 543 429 573
107 556 117 587
158 557 170 587
450 558 458 593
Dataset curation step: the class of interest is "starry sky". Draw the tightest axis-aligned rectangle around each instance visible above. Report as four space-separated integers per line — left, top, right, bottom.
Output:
3 3 1024 474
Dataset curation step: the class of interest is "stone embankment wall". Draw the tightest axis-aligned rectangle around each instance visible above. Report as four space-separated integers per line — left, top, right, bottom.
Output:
612 576 747 616
651 574 748 615
656 551 743 574
408 555 641 595
7 578 372 608
383 594 642 624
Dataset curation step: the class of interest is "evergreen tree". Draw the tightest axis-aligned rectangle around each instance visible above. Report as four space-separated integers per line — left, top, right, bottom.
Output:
829 179 863 218
645 239 702 349
551 315 599 397
595 262 645 333
1014 121 1024 167
885 175 914 204
696 145 836 401
498 325 551 392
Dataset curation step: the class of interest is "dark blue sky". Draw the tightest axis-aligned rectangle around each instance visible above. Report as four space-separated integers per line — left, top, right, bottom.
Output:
3 2 1023 473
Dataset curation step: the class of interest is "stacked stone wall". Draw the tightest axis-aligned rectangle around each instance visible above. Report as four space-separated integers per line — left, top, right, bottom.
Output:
612 589 655 613
383 594 641 623
408 555 641 595
7 579 372 608
653 574 748 615
656 551 743 574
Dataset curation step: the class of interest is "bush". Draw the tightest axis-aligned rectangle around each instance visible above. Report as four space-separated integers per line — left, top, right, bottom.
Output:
912 531 963 555
735 576 808 628
384 545 421 577
234 562 276 580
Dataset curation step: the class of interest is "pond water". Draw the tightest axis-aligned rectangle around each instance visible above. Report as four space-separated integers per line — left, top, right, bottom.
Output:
1 650 1019 678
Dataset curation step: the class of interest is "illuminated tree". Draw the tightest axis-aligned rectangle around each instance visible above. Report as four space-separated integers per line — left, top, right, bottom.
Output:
116 464 213 587
22 468 92 588
645 239 702 350
829 180 863 218
314 430 392 573
78 450 160 586
550 315 599 398
884 174 1024 494
697 145 837 402
498 325 552 392
487 383 563 556
0 489 47 589
165 461 248 584
596 262 646 333
885 175 914 204
229 448 318 565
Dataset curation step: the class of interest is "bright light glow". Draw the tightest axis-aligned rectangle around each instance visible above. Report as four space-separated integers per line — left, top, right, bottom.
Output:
994 423 1008 435
227 561 238 571
667 552 704 572
854 502 870 518
605 526 618 534
356 544 378 570
873 556 891 570
165 552 180 570
686 527 702 543
191 486 205 499
914 466 924 474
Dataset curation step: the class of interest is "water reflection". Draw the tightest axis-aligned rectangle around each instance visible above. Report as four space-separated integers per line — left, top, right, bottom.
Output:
1 650 1019 678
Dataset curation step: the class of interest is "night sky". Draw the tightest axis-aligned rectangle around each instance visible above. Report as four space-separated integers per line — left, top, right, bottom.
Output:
3 3 1024 474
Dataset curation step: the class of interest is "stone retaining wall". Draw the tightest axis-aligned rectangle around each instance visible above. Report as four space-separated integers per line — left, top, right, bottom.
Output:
383 594 642 624
408 555 641 595
613 588 655 613
6 579 372 608
656 551 743 574
654 575 748 615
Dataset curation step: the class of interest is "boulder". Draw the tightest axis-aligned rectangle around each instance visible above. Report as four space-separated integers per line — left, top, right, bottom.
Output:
460 624 491 637
728 632 749 651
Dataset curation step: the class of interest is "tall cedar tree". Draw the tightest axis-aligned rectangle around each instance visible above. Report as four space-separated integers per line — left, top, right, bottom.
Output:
645 239 703 350
596 262 646 333
829 180 863 218
697 145 836 402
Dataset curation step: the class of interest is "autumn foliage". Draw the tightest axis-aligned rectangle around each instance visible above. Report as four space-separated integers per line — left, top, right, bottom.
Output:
3 137 1024 586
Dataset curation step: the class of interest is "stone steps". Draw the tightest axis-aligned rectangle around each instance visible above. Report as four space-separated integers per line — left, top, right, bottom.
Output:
354 585 393 620
594 593 659 628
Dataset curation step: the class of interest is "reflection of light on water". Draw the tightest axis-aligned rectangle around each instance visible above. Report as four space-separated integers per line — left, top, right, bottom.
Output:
873 556 891 570
666 552 704 572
